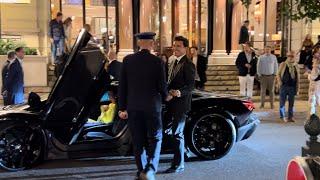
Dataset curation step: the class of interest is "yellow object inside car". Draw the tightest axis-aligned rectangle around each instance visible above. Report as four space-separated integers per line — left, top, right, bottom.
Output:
88 103 116 124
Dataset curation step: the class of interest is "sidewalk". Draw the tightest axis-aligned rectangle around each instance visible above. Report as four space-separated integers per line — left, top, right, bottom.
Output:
253 100 309 124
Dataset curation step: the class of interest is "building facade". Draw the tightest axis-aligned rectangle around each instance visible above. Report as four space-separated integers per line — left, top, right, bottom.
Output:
0 0 320 62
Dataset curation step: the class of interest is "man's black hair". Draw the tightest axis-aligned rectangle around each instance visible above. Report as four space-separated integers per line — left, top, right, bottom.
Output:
15 47 23 53
174 36 189 47
57 12 63 17
191 46 198 50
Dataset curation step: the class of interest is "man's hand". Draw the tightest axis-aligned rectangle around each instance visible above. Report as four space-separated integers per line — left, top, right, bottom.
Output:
50 38 54 44
118 110 128 120
245 63 252 68
1 90 7 96
165 95 173 101
169 90 181 97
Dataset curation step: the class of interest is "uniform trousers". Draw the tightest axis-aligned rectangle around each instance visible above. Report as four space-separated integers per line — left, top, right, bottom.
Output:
128 110 162 172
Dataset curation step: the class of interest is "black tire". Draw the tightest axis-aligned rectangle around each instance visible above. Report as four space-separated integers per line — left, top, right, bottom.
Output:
0 122 45 171
186 113 236 160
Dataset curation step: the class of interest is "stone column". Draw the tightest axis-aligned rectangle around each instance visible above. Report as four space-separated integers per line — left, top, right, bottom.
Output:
209 0 236 64
118 0 134 61
140 0 153 32
160 0 172 49
213 0 226 52
231 0 244 52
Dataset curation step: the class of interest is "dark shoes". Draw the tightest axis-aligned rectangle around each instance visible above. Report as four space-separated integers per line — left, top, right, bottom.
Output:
287 117 295 122
281 117 295 123
165 166 185 174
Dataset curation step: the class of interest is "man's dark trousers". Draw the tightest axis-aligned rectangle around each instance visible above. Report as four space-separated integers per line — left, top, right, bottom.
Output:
128 110 162 172
169 111 187 167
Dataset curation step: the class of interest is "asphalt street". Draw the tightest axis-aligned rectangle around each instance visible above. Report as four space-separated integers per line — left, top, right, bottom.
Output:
0 101 311 180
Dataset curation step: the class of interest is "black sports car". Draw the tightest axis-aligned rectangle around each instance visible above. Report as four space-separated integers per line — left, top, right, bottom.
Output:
0 30 259 171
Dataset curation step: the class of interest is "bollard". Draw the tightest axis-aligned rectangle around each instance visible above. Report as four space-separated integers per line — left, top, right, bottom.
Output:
302 114 320 157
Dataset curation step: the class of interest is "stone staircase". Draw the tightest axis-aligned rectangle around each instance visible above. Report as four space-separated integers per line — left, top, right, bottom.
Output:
205 65 309 100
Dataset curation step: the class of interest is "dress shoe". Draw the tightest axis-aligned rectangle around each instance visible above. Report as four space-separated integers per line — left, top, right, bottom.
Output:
134 171 141 180
165 166 185 174
287 117 295 122
139 166 156 180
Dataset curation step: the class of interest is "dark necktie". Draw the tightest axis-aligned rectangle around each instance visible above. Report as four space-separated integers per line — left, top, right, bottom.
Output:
173 59 178 69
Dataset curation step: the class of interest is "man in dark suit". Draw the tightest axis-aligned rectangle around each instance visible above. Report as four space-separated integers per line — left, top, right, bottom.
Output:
106 50 122 81
165 36 195 173
190 47 208 90
239 20 250 46
2 51 16 105
235 42 257 98
2 47 25 105
118 32 171 180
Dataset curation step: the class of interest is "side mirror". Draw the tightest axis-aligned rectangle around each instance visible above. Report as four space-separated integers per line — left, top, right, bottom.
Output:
28 92 41 109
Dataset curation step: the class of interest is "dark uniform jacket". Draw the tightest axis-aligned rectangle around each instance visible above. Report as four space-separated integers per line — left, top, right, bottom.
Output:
193 55 208 84
167 55 195 113
119 49 168 112
107 60 122 81
235 51 257 76
239 25 249 44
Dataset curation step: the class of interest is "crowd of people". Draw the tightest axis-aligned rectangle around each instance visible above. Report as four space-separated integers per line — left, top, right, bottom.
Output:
235 26 320 123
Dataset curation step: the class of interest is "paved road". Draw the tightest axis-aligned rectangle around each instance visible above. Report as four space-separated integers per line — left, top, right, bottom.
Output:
0 101 311 180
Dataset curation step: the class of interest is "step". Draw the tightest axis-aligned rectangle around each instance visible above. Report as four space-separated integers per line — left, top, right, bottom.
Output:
207 65 237 71
205 80 239 86
207 70 238 76
207 76 239 81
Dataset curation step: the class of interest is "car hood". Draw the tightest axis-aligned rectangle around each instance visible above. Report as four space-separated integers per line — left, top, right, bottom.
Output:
192 89 249 101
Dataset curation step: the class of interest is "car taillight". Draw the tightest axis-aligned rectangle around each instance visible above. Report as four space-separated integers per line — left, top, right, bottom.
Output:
242 100 255 111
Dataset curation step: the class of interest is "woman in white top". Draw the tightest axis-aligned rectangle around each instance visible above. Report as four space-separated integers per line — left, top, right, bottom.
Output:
63 17 72 52
309 53 320 115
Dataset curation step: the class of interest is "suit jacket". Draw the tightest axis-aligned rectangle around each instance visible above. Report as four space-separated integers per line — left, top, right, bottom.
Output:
167 55 195 113
119 49 168 112
3 59 24 94
193 55 208 83
107 60 122 81
2 60 10 93
235 51 257 76
239 25 249 44
2 59 24 104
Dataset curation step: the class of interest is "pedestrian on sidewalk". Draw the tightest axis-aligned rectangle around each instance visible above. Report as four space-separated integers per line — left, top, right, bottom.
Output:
190 46 208 90
277 51 300 122
63 17 73 53
49 12 65 65
309 52 320 115
257 46 278 109
235 42 258 98
239 20 250 49
2 51 16 105
299 34 313 65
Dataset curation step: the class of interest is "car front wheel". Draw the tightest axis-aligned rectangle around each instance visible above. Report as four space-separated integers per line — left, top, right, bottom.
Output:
0 123 44 171
187 113 236 160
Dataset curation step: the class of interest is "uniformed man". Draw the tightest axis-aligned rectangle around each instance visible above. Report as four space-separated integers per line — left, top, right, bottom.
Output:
165 36 195 173
118 32 172 180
